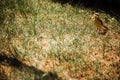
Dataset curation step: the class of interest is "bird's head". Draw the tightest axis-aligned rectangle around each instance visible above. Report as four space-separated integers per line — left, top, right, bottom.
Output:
94 13 99 17
91 12 100 20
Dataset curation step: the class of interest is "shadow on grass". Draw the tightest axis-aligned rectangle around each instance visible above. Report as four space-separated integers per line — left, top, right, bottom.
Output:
0 53 60 80
52 0 120 22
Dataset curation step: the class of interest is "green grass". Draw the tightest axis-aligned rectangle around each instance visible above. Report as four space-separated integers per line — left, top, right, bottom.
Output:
0 0 120 80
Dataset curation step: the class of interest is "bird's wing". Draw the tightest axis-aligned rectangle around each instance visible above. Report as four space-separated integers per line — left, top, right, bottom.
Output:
97 18 104 25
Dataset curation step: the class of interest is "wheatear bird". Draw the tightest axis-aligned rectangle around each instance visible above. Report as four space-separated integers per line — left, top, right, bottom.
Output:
93 13 108 35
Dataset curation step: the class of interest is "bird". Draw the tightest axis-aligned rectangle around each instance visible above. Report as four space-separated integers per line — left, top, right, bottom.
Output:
93 13 108 35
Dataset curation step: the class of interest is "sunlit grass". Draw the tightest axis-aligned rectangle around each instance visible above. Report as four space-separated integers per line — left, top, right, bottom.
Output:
0 0 120 80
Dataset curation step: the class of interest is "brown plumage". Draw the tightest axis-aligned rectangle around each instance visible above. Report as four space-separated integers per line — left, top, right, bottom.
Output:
93 13 108 35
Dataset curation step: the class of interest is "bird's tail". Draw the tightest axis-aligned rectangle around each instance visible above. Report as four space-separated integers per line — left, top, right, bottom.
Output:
103 25 109 32
99 25 109 35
